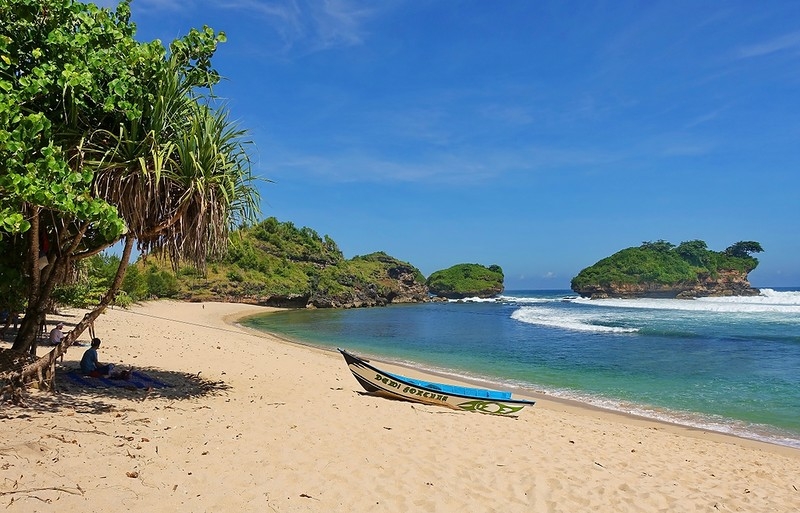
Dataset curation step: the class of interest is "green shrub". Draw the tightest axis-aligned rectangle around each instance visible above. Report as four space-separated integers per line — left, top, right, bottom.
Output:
571 240 761 290
146 269 179 298
426 264 504 297
122 266 149 301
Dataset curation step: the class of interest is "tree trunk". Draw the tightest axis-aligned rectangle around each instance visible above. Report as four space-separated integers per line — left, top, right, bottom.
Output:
12 219 92 353
9 235 135 391
12 206 47 353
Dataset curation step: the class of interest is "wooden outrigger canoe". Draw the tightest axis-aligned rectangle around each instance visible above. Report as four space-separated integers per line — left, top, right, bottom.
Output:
338 348 535 415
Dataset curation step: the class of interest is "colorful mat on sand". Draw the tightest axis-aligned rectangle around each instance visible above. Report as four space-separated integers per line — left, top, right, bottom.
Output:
64 370 171 389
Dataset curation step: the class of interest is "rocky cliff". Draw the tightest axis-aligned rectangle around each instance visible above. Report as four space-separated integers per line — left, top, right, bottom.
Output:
574 269 759 299
304 262 431 308
206 260 431 309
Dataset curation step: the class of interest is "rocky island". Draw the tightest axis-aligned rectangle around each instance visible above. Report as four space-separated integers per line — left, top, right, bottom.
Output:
426 263 504 299
570 240 762 299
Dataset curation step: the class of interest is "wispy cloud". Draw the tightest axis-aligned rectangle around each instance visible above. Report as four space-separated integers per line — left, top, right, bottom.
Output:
266 150 497 185
312 0 374 48
684 106 728 129
126 0 382 54
126 0 185 13
219 0 378 54
262 139 630 187
737 31 800 59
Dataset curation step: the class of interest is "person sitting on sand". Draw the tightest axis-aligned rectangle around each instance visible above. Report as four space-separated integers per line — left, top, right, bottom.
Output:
80 338 114 377
49 322 65 346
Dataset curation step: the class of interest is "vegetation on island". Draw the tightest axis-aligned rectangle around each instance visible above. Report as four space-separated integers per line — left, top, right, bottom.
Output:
0 0 259 391
197 218 427 306
48 218 428 309
426 263 504 299
570 240 763 298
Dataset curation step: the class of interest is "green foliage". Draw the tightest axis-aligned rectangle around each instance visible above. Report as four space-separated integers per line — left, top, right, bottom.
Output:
571 240 762 290
0 0 259 351
245 217 344 265
640 240 675 253
711 251 759 274
0 236 26 312
571 247 695 288
117 219 426 304
51 253 121 307
112 290 134 308
426 263 504 298
145 266 179 298
121 266 149 301
674 240 709 267
724 241 764 259
51 251 185 307
0 0 137 241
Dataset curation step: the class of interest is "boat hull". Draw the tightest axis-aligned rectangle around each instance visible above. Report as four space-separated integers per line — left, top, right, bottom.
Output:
338 348 534 415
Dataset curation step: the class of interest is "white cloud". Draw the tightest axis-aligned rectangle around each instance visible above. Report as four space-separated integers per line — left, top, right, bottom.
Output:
737 31 800 59
126 0 185 12
684 107 727 129
219 0 378 54
123 0 383 54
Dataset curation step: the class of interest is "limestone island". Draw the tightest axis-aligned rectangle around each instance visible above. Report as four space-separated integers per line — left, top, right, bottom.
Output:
570 240 762 299
426 263 504 299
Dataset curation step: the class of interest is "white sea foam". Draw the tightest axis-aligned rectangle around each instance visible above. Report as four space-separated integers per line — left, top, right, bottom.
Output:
510 306 639 333
385 357 800 449
539 388 800 449
568 289 800 314
447 296 502 303
498 294 578 305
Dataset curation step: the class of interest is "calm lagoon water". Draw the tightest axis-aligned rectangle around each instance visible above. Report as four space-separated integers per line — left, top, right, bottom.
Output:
242 288 800 448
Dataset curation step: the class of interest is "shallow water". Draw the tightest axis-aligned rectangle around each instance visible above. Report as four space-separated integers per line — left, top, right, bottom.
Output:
243 288 800 448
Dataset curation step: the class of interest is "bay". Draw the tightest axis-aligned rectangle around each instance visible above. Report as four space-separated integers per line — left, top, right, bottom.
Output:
242 288 800 448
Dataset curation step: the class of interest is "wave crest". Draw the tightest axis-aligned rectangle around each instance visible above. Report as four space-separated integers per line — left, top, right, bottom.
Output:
510 306 639 333
566 289 800 314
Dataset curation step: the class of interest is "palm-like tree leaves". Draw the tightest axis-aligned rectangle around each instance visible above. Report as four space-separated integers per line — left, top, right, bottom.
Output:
87 57 259 270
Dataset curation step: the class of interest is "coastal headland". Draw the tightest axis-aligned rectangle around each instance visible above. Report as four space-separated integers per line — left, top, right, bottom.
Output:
2 301 798 512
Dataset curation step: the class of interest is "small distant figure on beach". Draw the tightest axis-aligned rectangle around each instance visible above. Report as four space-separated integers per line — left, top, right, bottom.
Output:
80 338 114 377
49 322 65 346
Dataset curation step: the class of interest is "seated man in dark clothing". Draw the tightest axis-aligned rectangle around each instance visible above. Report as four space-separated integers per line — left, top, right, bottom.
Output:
80 338 114 377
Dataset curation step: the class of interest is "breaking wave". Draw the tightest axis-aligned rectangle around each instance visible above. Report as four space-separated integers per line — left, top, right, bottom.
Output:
510 306 639 333
566 289 800 314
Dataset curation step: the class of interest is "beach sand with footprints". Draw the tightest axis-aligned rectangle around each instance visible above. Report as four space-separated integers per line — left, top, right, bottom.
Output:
2 300 798 512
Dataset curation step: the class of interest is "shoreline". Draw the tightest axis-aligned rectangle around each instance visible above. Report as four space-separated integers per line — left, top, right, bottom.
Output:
2 300 798 512
234 308 800 455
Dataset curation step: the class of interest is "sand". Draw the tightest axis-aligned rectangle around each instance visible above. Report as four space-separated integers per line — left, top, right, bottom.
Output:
1 300 798 512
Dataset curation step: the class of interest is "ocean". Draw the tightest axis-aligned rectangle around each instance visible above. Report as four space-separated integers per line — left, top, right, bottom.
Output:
241 288 800 448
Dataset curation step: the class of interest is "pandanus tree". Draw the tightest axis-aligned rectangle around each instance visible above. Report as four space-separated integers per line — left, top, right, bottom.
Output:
0 0 259 391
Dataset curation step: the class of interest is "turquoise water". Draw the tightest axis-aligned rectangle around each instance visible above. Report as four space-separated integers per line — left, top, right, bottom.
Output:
242 288 800 448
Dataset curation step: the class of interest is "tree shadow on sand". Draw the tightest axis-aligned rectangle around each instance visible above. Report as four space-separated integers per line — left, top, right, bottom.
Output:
2 366 232 417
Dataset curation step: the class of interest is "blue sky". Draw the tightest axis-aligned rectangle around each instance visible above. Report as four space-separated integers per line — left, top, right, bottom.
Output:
101 0 799 288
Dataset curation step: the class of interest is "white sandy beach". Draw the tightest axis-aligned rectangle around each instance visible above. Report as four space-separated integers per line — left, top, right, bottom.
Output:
1 300 798 512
